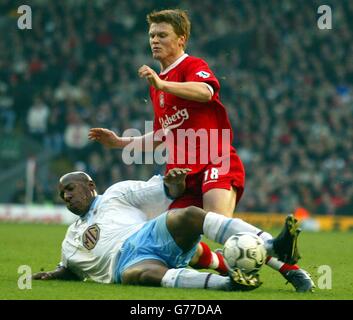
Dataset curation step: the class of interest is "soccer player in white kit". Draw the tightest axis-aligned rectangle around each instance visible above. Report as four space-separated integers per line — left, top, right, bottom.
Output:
33 169 187 284
33 170 308 291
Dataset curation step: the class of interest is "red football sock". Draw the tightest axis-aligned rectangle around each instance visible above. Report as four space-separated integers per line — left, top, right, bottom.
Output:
214 250 228 275
279 263 300 274
193 242 228 275
194 242 213 269
266 256 299 274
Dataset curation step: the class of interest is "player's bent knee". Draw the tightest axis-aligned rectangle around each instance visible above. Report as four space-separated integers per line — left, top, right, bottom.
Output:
167 207 206 252
168 206 206 233
177 206 206 225
185 205 206 215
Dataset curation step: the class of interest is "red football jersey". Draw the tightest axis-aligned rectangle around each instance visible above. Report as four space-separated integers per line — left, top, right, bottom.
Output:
150 54 236 175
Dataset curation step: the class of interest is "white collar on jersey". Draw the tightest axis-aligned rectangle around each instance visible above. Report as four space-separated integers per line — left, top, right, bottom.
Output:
160 53 189 75
80 195 102 224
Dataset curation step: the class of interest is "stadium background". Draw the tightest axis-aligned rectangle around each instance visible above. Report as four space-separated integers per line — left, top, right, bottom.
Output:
0 0 352 228
1 0 353 301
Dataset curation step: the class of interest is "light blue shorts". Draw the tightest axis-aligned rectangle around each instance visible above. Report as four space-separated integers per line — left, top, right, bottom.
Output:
114 212 200 283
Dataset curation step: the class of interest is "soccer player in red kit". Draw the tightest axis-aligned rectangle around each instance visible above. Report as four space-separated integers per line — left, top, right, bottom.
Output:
89 9 314 292
144 36 244 213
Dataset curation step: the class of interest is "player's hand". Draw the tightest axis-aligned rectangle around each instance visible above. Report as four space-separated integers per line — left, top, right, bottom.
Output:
32 271 54 280
88 128 123 148
164 168 192 186
138 65 164 90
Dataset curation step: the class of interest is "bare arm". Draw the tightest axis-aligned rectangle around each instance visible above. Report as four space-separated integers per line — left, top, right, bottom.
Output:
32 266 80 281
163 168 191 199
138 65 212 102
88 129 163 152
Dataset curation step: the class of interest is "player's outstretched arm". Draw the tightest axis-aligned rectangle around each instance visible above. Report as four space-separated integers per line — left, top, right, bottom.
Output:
88 128 129 149
32 266 80 281
89 128 161 152
163 168 191 199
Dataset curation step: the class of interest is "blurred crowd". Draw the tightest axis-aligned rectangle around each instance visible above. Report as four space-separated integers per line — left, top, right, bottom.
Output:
0 0 352 215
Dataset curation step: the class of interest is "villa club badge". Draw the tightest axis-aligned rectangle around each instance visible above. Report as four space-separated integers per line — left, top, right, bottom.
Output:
83 224 100 250
159 93 165 108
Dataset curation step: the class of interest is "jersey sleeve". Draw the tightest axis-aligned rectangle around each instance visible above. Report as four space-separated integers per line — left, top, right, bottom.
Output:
103 176 173 219
58 250 67 269
59 227 72 268
184 59 220 97
58 258 67 268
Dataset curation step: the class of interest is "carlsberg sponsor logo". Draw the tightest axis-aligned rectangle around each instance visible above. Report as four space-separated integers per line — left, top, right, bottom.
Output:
121 121 231 174
159 108 189 129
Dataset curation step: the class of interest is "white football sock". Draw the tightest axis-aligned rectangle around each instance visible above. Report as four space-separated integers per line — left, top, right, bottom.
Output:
203 212 274 254
265 256 285 271
161 268 232 291
257 230 275 256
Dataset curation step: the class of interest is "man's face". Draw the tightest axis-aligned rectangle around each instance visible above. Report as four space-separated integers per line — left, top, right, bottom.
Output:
149 22 185 61
59 180 94 216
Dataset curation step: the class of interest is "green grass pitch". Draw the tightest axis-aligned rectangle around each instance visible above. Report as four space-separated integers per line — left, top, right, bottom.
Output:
1 223 352 300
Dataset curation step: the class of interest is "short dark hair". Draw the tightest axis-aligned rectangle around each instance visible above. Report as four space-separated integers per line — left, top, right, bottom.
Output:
147 9 191 47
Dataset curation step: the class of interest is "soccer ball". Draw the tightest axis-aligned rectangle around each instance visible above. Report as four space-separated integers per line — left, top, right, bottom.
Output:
223 232 267 274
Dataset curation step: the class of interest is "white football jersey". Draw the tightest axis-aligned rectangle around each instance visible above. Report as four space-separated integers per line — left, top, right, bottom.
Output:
60 175 173 283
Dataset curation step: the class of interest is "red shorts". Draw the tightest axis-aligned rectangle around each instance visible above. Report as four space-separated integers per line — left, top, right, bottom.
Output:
168 151 245 209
